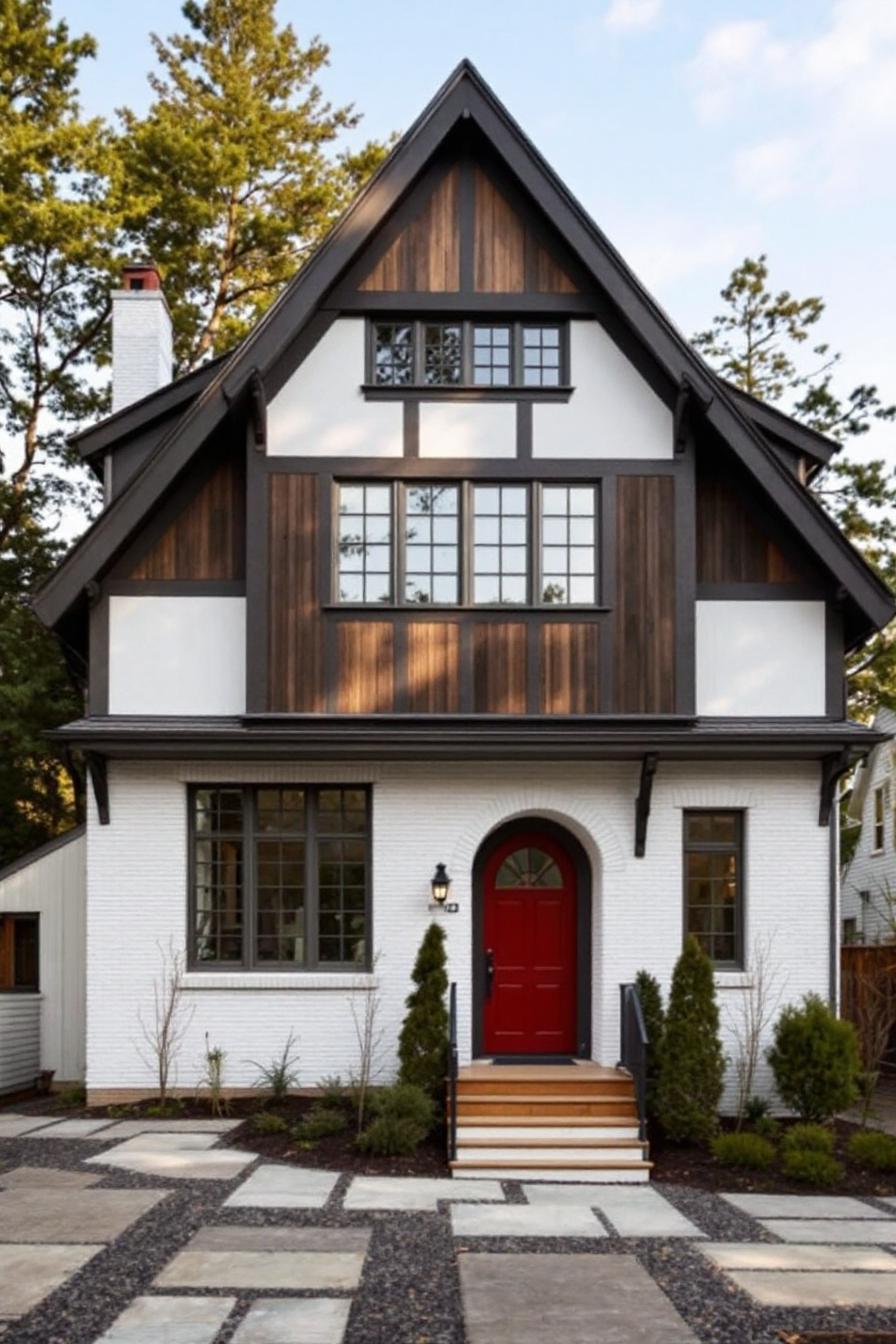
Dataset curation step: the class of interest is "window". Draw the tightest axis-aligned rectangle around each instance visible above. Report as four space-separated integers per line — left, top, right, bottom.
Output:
874 784 886 852
683 811 743 967
369 321 568 388
541 486 597 604
0 913 39 992
404 484 460 604
473 485 529 605
337 484 392 604
842 916 858 944
190 787 369 970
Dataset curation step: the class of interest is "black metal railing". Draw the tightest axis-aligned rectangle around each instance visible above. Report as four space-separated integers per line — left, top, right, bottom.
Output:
619 982 649 1142
447 981 458 1162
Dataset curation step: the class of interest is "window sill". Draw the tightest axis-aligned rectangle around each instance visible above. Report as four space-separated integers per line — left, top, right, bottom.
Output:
183 972 377 991
360 384 574 403
713 971 752 989
324 604 611 615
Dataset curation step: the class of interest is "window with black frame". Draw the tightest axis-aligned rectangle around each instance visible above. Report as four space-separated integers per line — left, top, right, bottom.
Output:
404 484 460 604
683 811 743 967
0 913 39 991
190 787 369 971
370 320 567 388
336 484 392 604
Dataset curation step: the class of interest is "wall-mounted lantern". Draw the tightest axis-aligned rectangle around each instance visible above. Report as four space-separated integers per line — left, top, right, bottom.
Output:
430 863 451 905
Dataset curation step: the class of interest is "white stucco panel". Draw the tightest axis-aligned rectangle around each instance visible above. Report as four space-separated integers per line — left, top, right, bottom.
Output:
267 318 402 457
533 321 672 459
108 596 246 715
696 600 826 716
419 401 516 458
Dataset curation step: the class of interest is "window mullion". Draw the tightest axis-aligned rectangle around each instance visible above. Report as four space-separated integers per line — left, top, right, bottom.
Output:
307 790 319 970
532 482 541 607
244 790 255 970
513 322 522 387
395 483 405 606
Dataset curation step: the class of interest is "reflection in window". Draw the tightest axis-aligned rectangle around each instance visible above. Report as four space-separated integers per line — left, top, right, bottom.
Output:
424 324 462 385
373 323 414 385
255 788 305 964
496 848 562 888
404 485 459 605
193 788 244 964
522 326 561 387
683 811 742 966
472 325 512 386
473 485 528 604
541 485 597 604
337 483 392 604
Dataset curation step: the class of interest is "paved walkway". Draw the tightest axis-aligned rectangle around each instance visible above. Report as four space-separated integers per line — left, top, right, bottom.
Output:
2 1114 896 1341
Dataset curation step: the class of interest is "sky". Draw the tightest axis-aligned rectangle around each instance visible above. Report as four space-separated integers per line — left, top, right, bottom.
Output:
63 0 896 464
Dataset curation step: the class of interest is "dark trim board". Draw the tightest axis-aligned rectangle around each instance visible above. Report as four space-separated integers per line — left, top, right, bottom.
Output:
696 582 828 600
261 456 684 478
335 292 595 313
361 385 574 403
472 817 592 1060
104 580 246 597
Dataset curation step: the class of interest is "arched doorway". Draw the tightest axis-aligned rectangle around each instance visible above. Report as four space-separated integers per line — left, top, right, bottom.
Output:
472 819 592 1060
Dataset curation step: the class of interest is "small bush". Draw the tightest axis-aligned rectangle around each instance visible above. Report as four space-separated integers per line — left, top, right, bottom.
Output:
782 1123 835 1156
317 1074 348 1108
711 1132 776 1170
56 1085 86 1110
251 1110 289 1135
249 1030 300 1103
145 1098 184 1118
655 936 725 1144
752 1114 781 1142
105 1104 132 1119
744 1095 769 1125
634 969 665 1121
357 1116 426 1156
767 994 860 1123
847 1130 896 1172
357 1083 435 1156
293 1106 348 1143
398 924 449 1098
781 1148 844 1186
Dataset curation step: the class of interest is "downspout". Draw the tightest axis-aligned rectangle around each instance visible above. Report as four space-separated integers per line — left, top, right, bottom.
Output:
829 784 841 1012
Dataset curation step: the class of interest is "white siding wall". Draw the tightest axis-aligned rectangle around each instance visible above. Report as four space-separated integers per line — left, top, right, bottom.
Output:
696 601 827 716
86 760 828 1111
267 319 402 457
419 402 516 457
0 832 86 1086
842 713 896 941
533 322 673 459
108 596 246 715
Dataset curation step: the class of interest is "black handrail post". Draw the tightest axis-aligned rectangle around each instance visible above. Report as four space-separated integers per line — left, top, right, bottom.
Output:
619 981 649 1145
448 981 458 1163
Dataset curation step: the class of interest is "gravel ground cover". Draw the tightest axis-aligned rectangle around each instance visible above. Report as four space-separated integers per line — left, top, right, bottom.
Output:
3 1131 896 1344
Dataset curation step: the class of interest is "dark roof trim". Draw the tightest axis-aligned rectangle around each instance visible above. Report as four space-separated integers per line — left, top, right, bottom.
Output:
70 354 228 459
0 824 85 885
724 382 839 466
34 61 895 635
47 716 885 763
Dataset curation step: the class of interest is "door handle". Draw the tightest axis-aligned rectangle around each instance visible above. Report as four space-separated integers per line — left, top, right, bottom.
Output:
485 948 495 999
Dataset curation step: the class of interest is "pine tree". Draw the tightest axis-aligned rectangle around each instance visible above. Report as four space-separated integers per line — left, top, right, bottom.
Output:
633 969 665 1122
119 0 391 371
656 936 725 1144
397 923 449 1098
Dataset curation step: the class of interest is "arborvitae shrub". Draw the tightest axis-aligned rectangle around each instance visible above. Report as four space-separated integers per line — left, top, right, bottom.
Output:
767 994 860 1122
633 969 665 1121
655 936 725 1144
292 1105 347 1143
357 1083 436 1156
711 1132 776 1170
397 923 449 1098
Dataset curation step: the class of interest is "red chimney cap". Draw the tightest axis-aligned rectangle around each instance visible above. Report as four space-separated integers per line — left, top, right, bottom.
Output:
121 261 162 292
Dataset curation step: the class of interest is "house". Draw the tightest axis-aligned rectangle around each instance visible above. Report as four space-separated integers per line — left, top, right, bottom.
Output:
31 62 894 1177
0 827 86 1095
842 706 896 943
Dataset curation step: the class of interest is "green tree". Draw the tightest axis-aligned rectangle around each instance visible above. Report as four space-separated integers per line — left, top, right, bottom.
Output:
694 255 896 718
120 0 391 371
633 969 665 1122
655 936 725 1144
767 993 859 1123
397 923 449 1099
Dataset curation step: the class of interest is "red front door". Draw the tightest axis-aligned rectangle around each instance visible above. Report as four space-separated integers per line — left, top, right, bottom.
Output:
482 831 578 1056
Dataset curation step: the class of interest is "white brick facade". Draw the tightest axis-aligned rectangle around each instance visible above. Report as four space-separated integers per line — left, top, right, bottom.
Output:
86 758 831 1109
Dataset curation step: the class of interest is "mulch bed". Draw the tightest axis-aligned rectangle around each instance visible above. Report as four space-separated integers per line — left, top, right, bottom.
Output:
651 1117 896 1199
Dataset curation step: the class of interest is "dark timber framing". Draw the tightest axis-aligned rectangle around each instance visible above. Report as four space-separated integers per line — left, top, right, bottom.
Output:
634 753 657 858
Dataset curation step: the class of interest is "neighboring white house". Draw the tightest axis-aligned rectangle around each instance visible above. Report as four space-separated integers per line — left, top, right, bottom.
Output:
842 707 896 943
0 827 86 1094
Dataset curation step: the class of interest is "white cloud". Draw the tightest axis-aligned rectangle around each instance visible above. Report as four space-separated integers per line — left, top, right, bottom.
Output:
733 138 802 202
618 215 760 291
689 20 786 121
604 0 663 32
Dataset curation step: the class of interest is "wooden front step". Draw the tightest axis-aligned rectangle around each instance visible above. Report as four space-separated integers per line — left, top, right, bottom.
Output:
457 1136 645 1149
457 1096 639 1119
458 1077 634 1097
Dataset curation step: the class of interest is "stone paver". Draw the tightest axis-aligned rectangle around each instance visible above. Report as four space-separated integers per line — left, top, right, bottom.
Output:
700 1242 896 1271
230 1298 351 1344
156 1250 363 1291
343 1175 504 1211
522 1183 704 1238
452 1203 606 1238
728 1269 896 1308
95 1294 236 1343
761 1218 896 1244
86 1132 255 1181
27 1118 115 1139
190 1226 370 1254
100 1118 243 1139
0 1116 58 1139
224 1163 339 1209
0 1242 102 1318
0 1166 101 1189
0 1187 166 1243
723 1192 883 1219
459 1253 697 1344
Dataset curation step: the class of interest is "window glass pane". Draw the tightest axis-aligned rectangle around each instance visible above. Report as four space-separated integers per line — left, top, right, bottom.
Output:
255 833 305 964
684 811 741 966
403 485 459 605
11 916 39 990
473 486 529 604
539 485 597 605
521 326 562 386
337 484 393 604
192 789 244 965
314 792 368 965
423 324 462 385
373 323 414 385
471 325 512 386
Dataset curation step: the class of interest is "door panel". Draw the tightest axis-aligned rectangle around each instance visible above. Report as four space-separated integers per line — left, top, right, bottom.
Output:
482 831 577 1056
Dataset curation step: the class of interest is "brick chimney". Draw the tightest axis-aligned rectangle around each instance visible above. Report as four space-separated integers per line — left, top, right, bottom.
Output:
111 261 173 413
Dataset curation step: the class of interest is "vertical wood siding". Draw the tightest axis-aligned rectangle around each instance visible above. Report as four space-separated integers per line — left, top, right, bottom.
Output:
407 622 461 713
130 455 246 580
473 623 527 712
360 167 460 293
473 168 578 294
697 470 804 584
336 622 395 712
540 623 600 714
268 473 324 712
615 476 676 713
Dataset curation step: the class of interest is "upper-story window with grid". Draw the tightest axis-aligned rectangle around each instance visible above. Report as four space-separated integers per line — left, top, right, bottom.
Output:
472 325 512 386
337 484 392 603
368 320 568 389
541 486 597 604
522 325 562 386
424 323 462 385
372 323 414 385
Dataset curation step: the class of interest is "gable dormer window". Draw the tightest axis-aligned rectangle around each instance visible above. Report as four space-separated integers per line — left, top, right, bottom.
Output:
368 320 568 389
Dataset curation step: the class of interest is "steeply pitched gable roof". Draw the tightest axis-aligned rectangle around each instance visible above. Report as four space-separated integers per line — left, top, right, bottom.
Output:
34 60 894 640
